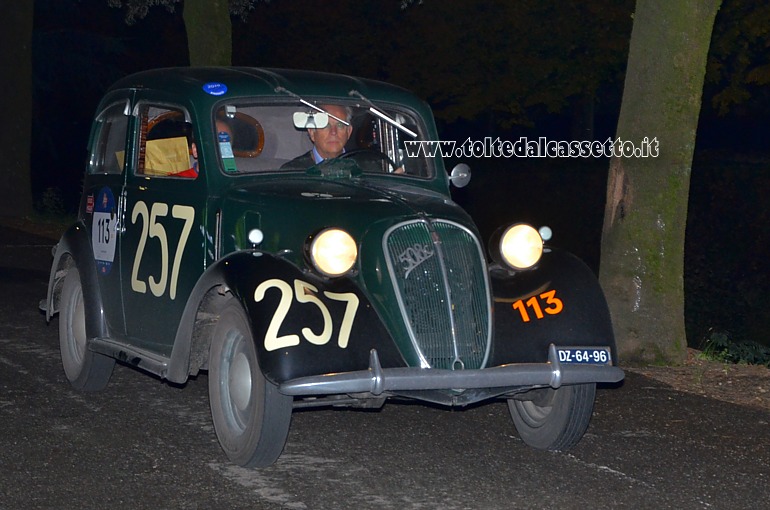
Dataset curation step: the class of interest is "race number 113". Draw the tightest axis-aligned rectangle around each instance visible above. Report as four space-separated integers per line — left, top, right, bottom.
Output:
512 289 563 322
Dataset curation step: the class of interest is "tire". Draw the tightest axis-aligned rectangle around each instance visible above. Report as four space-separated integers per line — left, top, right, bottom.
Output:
508 383 596 451
209 299 293 468
59 267 115 391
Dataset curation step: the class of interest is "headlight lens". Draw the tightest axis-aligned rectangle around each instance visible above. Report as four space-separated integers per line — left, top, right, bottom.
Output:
499 224 543 270
309 228 358 277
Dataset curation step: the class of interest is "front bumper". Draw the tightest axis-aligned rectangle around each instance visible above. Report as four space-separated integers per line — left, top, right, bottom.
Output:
279 343 624 397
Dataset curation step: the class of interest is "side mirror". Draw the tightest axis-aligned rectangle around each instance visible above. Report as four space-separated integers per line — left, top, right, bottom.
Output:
449 163 471 188
293 112 329 130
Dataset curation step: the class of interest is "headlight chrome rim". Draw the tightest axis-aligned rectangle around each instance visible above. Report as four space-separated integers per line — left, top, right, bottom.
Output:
499 223 543 270
308 228 358 277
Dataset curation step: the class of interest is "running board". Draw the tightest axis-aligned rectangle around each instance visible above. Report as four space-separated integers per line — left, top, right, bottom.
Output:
89 337 170 379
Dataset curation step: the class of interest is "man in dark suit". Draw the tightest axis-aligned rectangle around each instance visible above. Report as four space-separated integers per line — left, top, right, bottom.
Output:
282 104 353 170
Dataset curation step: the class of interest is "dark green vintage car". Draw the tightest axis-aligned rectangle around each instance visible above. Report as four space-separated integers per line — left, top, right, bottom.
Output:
42 67 623 468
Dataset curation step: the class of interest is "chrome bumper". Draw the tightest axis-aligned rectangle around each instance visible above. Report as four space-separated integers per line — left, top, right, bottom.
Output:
279 344 624 397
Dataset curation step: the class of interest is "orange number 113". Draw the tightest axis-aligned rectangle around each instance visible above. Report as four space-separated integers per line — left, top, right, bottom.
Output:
512 289 564 322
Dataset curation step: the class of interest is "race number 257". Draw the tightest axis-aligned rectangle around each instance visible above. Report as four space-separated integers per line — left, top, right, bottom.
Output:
130 201 195 300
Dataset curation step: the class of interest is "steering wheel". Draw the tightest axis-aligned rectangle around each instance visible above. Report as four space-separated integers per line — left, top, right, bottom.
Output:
339 149 399 173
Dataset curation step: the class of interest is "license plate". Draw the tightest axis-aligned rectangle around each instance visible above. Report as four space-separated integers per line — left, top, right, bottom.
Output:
556 347 612 365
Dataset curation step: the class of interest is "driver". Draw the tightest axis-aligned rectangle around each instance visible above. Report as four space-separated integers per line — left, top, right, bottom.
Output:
281 104 353 169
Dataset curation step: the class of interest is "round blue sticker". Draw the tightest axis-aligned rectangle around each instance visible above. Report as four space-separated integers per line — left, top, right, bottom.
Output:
202 82 228 96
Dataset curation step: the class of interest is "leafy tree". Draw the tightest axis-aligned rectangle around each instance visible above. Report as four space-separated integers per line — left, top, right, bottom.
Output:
237 1 634 130
183 0 231 66
389 1 634 129
705 0 770 115
0 2 34 216
599 0 722 363
108 0 258 65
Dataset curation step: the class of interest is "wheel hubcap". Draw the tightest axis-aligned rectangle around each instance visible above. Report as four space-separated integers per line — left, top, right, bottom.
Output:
221 328 254 433
230 352 252 412
521 400 552 422
71 289 87 363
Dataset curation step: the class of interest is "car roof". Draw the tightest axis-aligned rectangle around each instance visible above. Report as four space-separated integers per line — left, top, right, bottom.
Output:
104 67 448 193
108 67 432 118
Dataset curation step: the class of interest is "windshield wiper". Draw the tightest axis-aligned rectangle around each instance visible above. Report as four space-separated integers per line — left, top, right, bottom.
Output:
348 90 418 138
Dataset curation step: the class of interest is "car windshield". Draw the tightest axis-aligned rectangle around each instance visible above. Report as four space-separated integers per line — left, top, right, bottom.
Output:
212 102 432 178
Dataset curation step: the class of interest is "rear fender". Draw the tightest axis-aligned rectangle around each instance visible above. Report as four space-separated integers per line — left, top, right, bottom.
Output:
490 249 617 365
44 222 107 340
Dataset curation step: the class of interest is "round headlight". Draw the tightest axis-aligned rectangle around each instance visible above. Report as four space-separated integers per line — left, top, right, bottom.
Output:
499 224 543 270
309 228 358 277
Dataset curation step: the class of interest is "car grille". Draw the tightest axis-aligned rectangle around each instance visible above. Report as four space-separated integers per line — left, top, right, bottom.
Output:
383 219 491 370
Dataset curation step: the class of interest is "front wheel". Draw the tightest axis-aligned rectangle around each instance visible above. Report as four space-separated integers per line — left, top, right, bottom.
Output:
59 267 115 391
209 300 293 468
508 383 596 451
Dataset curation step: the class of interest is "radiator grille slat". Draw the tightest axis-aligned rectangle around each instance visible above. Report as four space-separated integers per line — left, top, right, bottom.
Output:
384 220 491 369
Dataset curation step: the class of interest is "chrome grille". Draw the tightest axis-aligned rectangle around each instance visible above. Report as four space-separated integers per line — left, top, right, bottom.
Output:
384 220 491 369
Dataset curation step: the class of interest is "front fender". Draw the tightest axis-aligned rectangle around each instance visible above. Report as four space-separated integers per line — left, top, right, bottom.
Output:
490 249 617 365
44 222 107 340
167 251 405 385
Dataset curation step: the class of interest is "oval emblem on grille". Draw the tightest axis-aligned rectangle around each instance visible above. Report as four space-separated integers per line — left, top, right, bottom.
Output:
399 243 435 279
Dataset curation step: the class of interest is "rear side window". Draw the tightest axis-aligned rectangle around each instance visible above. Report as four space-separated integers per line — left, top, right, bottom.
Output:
136 104 197 179
89 101 129 175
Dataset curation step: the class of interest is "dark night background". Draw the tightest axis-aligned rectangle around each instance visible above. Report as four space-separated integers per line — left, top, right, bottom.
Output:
29 0 770 352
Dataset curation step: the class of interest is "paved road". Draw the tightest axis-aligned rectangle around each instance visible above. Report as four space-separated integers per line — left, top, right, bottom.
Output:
1 225 769 509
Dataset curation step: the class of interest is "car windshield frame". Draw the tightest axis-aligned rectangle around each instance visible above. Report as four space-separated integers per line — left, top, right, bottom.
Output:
210 98 435 180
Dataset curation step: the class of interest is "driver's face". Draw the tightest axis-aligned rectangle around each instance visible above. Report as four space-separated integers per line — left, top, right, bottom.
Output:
309 104 352 159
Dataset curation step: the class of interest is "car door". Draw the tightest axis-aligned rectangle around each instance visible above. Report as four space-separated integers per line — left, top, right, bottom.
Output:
118 99 209 355
81 96 133 336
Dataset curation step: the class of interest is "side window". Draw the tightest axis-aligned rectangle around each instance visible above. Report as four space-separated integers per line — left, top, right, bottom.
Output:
89 102 129 175
137 104 197 179
354 110 429 177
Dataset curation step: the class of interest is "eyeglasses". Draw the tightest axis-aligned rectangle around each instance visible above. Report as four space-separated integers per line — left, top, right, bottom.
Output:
321 120 349 131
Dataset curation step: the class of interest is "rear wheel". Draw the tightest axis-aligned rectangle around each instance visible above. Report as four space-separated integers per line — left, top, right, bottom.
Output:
508 383 596 451
209 300 293 467
59 267 114 391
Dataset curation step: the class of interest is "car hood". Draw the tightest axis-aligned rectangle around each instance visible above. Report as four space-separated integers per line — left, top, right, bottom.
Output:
220 175 476 256
217 174 490 370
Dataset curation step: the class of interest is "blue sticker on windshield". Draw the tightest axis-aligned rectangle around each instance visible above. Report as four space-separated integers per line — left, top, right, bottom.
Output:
202 82 228 96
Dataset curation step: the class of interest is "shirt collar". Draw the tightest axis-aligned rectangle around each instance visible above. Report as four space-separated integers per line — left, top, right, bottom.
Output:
311 146 346 164
311 146 324 164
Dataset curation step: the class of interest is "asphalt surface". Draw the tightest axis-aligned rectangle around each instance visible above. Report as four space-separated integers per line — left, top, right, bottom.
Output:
1 224 769 509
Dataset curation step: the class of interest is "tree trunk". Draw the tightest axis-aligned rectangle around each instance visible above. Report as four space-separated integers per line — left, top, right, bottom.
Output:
183 0 232 66
599 0 721 364
0 2 34 217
